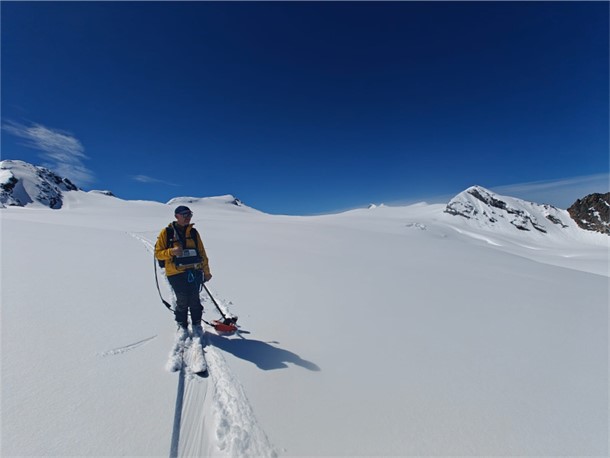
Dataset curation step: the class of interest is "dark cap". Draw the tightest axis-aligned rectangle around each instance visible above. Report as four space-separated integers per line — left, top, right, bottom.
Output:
174 205 192 215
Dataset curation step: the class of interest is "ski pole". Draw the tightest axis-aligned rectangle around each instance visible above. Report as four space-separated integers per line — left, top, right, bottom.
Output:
202 283 237 324
202 283 225 318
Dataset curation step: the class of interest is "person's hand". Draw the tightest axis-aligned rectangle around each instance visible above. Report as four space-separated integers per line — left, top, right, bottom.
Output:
171 246 183 256
203 273 212 283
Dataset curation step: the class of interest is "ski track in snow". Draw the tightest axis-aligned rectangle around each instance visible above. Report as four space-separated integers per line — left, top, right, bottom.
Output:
130 231 156 252
203 337 278 458
131 232 277 457
170 359 187 458
99 335 157 357
172 338 277 458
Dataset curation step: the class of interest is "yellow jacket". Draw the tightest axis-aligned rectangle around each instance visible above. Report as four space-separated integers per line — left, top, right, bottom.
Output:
155 223 211 277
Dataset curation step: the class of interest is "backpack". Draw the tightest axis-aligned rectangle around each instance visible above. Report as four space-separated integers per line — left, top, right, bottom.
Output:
157 223 201 268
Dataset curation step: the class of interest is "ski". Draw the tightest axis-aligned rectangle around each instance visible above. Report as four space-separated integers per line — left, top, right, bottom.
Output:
166 328 190 373
166 326 207 376
188 329 208 376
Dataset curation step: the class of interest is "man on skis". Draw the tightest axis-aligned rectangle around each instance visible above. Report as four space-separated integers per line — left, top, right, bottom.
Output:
155 205 212 337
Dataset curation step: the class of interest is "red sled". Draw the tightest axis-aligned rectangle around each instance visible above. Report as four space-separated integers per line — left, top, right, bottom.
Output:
211 319 238 333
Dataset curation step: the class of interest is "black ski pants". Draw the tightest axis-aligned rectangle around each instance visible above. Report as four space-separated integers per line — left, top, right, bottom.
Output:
167 270 203 327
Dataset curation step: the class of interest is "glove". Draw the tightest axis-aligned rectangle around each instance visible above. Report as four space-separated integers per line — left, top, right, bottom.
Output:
203 273 212 283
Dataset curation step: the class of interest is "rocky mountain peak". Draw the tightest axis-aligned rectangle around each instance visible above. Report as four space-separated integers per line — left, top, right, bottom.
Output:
0 160 79 209
444 185 570 234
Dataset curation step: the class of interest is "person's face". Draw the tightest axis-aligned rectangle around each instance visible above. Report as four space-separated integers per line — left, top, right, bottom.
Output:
175 211 193 225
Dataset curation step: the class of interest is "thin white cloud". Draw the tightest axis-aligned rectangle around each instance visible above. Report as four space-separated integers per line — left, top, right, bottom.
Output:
2 121 95 186
131 174 178 186
491 174 610 208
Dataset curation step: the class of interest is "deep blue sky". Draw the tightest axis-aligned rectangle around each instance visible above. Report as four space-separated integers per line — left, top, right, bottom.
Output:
2 2 608 214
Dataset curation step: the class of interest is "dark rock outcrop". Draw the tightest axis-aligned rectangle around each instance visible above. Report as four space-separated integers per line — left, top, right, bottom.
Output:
567 193 610 235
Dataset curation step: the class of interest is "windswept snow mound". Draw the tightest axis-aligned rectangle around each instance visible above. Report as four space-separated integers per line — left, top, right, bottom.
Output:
445 185 574 235
89 189 116 197
168 195 259 213
0 159 78 209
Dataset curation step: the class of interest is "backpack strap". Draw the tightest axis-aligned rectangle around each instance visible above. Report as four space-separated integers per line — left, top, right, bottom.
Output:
166 224 177 248
157 224 177 270
190 227 199 248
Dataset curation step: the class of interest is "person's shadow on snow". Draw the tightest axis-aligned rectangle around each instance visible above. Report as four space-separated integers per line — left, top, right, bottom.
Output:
206 333 320 371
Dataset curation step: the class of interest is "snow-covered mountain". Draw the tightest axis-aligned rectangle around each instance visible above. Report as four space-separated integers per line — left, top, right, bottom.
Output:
1 159 606 239
2 165 608 457
445 185 574 234
0 159 78 209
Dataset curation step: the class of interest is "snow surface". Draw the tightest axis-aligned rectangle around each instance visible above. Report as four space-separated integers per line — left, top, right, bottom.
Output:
1 189 608 456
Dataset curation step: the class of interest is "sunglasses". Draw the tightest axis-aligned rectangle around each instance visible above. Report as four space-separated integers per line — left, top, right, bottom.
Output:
177 212 193 217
